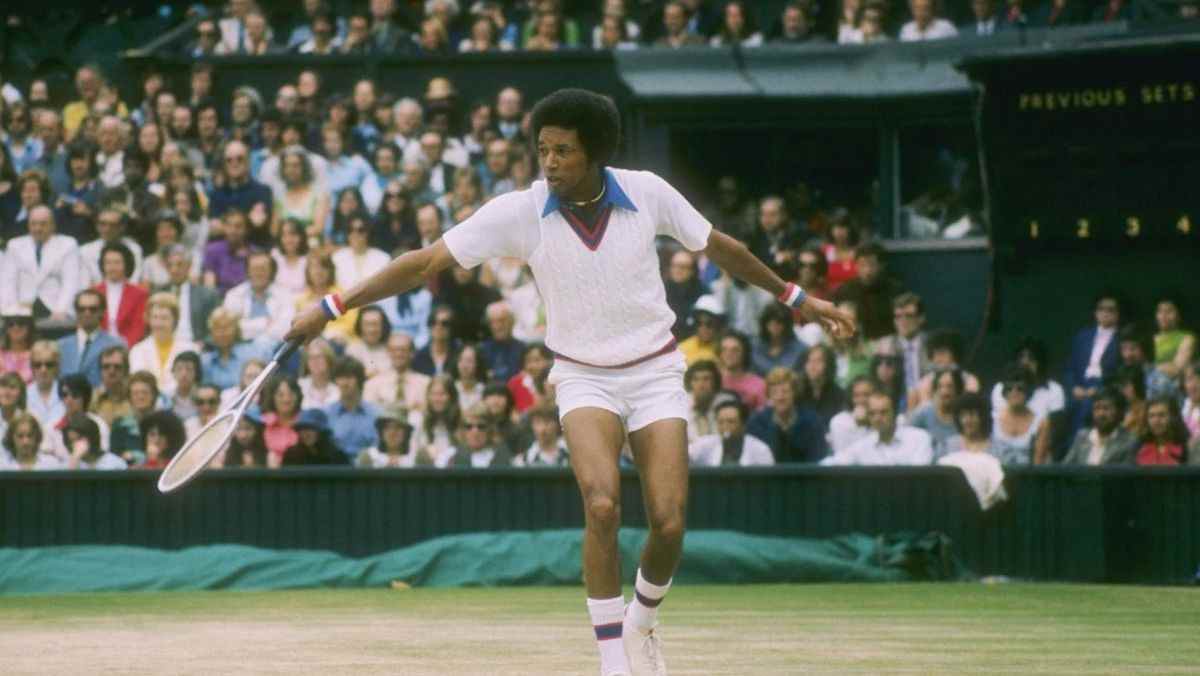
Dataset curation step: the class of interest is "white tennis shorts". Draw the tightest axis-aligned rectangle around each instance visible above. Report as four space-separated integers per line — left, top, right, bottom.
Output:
548 350 689 432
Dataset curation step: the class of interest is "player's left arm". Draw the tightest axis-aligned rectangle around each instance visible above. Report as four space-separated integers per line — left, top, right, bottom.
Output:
702 229 855 339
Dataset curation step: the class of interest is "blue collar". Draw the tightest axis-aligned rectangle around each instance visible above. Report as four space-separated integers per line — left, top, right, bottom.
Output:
541 168 638 218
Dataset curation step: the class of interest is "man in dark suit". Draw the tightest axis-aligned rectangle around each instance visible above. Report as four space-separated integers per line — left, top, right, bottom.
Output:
960 0 999 37
1064 293 1122 438
58 289 126 387
153 244 221 345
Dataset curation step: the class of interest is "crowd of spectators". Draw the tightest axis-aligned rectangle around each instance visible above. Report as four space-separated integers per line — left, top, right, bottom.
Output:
169 0 1200 59
0 47 1197 488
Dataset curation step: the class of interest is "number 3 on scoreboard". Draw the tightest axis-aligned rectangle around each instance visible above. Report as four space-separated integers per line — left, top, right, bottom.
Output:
1076 218 1090 239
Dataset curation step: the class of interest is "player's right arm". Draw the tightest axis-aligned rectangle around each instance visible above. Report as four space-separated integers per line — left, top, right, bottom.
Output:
285 239 457 342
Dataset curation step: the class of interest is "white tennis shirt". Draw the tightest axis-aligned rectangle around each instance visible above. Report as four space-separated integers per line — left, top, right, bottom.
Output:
443 168 713 367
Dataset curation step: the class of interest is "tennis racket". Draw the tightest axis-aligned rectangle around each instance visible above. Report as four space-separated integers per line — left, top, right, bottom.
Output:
157 338 302 493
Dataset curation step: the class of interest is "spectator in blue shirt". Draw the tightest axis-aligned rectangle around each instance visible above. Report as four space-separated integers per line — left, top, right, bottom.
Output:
747 367 827 463
479 301 525 384
321 124 373 200
200 307 263 391
207 140 273 246
324 356 379 459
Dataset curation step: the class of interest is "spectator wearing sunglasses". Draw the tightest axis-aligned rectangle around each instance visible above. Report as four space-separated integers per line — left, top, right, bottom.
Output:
443 403 513 468
184 384 223 440
25 340 65 439
58 289 126 388
50 374 112 460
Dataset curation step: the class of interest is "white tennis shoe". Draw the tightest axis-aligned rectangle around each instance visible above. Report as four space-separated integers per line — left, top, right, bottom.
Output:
623 615 667 676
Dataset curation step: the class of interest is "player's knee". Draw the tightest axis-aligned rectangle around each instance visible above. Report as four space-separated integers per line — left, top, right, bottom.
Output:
584 494 621 531
649 510 686 545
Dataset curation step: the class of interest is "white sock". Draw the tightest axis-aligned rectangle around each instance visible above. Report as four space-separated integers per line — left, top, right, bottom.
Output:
587 596 630 675
628 568 671 632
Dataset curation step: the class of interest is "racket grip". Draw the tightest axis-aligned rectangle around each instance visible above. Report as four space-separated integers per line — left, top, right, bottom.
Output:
272 337 304 364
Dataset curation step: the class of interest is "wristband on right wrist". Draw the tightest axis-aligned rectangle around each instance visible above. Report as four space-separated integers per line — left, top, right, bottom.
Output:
320 293 346 320
777 282 807 308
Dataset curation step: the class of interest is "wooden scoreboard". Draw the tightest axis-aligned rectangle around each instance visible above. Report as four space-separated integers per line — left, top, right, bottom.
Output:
961 37 1200 256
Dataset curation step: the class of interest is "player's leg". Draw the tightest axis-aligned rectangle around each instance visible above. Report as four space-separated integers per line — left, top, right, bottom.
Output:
564 406 631 676
629 417 688 607
623 416 688 676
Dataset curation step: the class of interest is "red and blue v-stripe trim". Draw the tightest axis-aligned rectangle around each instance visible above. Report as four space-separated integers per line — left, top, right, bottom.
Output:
559 204 614 252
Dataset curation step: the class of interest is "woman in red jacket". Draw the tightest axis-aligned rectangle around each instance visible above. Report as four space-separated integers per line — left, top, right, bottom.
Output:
1136 396 1190 466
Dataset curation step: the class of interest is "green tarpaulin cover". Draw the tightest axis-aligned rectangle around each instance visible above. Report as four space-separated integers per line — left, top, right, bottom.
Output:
0 530 967 596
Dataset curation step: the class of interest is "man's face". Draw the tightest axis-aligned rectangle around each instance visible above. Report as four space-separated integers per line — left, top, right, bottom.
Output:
171 107 193 137
538 126 590 197
419 133 444 164
224 215 247 244
1119 340 1145 367
431 310 454 340
719 336 744 371
198 109 218 138
102 251 127 282
195 386 220 418
972 0 994 19
166 253 191 284
934 372 959 407
416 204 440 239
261 120 281 149
7 107 29 138
485 140 510 175
28 208 53 242
856 254 881 285
487 311 514 340
668 252 694 284
716 405 744 438
155 92 177 125
867 394 897 438
130 381 155 412
694 313 718 341
850 380 875 410
1095 298 1120 328
98 121 121 154
893 302 924 338
1092 398 1119 434
497 89 522 120
276 86 298 114
461 417 491 451
76 68 99 100
353 81 376 113
782 6 806 34
664 4 686 33
36 112 62 148
173 361 197 390
210 320 236 348
96 212 122 242
31 349 59 389
247 256 272 292
396 104 422 134
532 416 560 446
371 0 395 18
798 250 823 286
768 381 796 412
101 353 127 389
76 294 103 332
336 375 361 403
388 335 415 370
690 369 716 402
759 200 785 233
912 0 934 23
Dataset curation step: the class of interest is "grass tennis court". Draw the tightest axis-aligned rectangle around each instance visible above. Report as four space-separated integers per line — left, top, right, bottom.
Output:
2 583 1197 674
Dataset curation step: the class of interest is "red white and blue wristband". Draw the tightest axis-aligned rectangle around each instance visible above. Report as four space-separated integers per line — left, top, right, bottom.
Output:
777 282 808 309
320 293 347 320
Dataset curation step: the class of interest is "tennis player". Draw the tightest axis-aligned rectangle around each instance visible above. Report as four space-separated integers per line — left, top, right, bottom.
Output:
286 88 854 676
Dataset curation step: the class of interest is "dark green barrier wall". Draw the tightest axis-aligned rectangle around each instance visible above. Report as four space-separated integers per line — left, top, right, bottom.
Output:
2 468 1197 584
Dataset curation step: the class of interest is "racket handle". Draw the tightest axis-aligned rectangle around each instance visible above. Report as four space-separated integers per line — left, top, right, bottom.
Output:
272 337 304 364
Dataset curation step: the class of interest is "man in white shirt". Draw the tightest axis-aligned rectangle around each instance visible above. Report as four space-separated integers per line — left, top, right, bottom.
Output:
521 404 570 467
827 376 877 455
95 116 126 188
825 391 932 465
363 333 431 412
1 205 80 320
285 88 854 676
900 0 959 41
689 399 775 466
962 0 998 36
222 252 296 348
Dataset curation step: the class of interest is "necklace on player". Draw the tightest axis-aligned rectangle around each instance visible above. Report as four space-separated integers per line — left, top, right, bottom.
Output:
568 182 606 208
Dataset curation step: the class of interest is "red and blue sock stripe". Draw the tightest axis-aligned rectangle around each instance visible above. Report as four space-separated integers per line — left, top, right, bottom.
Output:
593 621 623 641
